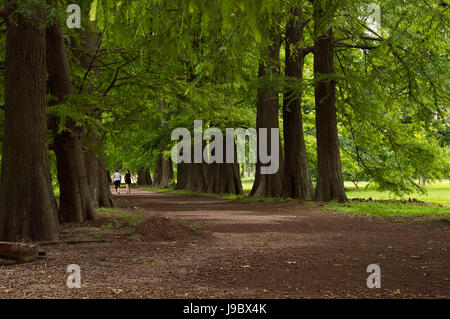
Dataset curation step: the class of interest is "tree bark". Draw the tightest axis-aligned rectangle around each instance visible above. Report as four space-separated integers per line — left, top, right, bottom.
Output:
250 28 284 198
175 145 209 192
313 3 348 202
0 4 59 241
153 154 173 188
137 167 152 185
282 6 314 200
206 139 244 195
175 139 210 193
83 129 114 207
46 18 96 222
176 162 209 193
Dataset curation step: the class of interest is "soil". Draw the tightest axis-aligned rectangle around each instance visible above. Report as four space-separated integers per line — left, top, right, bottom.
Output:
0 188 448 299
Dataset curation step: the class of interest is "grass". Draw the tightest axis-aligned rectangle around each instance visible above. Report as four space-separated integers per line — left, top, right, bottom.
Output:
324 201 449 218
328 180 450 218
344 180 450 205
96 207 144 228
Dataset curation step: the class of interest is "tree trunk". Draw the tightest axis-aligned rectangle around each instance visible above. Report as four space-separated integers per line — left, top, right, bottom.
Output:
153 154 173 188
250 29 284 198
137 167 152 185
175 140 210 192
46 18 96 222
0 4 59 241
83 129 114 208
106 170 112 184
313 4 348 202
72 24 113 208
282 6 314 200
176 162 209 192
206 140 244 195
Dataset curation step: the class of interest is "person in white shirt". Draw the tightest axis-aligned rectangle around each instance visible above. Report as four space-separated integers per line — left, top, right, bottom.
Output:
113 169 122 194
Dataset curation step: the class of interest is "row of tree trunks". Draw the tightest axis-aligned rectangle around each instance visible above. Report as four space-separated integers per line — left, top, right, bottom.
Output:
153 154 174 188
175 137 244 194
0 4 60 241
313 2 348 202
46 18 96 223
137 167 153 185
282 6 314 200
250 27 284 198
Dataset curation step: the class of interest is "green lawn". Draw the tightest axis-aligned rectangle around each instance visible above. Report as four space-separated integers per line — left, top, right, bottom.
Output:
344 180 450 205
324 201 449 218
330 180 450 218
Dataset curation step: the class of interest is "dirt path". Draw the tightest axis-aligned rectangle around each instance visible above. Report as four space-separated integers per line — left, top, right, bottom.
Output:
1 188 449 298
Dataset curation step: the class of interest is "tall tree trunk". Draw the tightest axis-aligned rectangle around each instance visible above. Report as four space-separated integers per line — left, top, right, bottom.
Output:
137 167 152 185
250 29 284 198
282 6 314 200
153 154 173 188
0 4 59 241
46 18 96 222
313 3 348 202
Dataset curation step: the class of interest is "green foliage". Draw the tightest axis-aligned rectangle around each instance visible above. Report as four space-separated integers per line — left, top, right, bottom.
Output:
1 0 448 199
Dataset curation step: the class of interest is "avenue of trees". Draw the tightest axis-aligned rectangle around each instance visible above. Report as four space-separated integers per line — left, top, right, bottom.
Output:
0 0 448 241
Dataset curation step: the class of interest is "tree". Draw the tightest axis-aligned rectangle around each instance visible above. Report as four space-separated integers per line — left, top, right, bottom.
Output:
312 0 347 202
206 136 244 195
75 24 114 208
0 2 59 241
250 26 284 198
46 14 96 223
282 4 314 200
153 154 173 188
137 167 152 185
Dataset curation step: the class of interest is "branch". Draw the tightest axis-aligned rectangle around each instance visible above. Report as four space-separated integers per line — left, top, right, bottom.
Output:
78 41 101 94
334 42 379 50
302 46 314 56
301 17 312 28
103 68 120 97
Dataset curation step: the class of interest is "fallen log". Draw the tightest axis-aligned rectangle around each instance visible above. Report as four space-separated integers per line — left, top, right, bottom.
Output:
0 242 39 262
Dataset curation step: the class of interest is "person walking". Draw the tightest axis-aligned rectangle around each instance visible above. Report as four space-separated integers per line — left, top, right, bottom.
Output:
125 169 132 195
113 169 122 194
